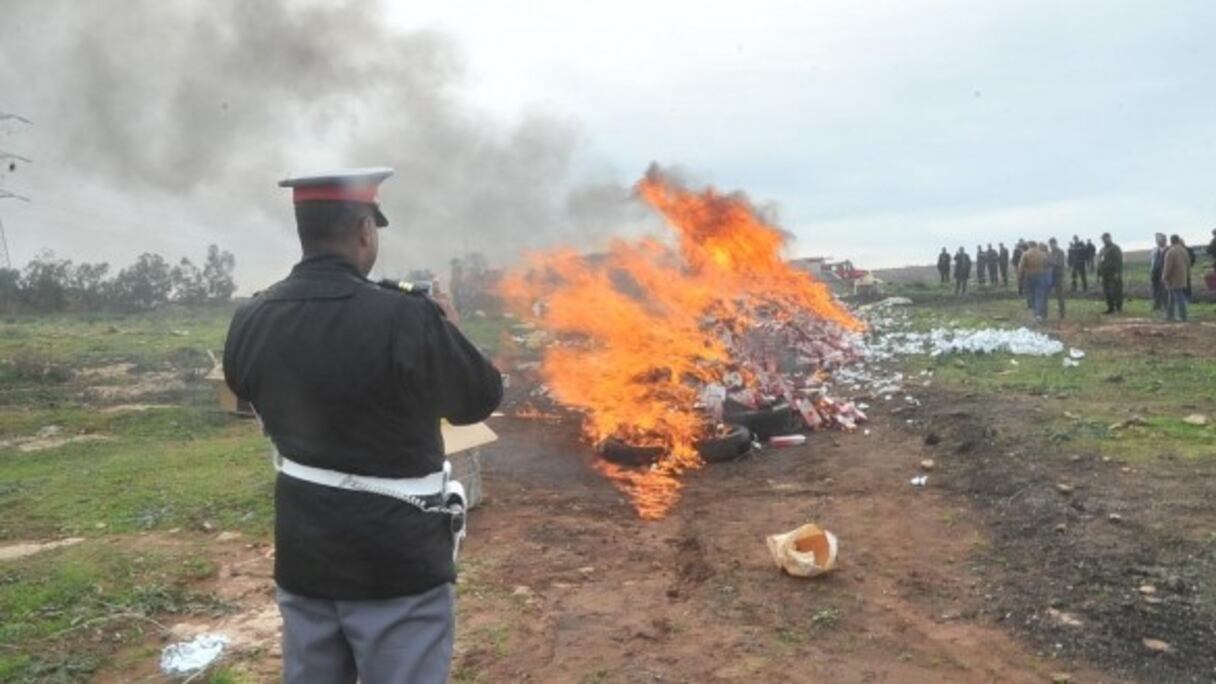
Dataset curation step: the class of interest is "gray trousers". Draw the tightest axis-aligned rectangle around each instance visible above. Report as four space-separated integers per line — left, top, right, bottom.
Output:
277 583 455 684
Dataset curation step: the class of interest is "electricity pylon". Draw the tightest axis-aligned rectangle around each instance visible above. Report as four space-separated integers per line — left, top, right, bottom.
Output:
0 112 32 270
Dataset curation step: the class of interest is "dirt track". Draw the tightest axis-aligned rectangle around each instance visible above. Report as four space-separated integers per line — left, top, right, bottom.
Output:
450 410 1126 683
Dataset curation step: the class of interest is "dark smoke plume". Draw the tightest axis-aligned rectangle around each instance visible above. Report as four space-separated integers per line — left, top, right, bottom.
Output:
0 0 640 282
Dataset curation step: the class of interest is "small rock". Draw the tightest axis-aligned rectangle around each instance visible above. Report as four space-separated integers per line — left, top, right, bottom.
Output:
578 566 595 576
1109 415 1148 431
94 522 107 530
1120 466 1132 473
1144 596 1164 605
1138 584 1157 595
1142 638 1172 653
1047 608 1084 628
919 459 936 471
1109 513 1123 524
1055 523 1068 534
201 521 216 533
1182 414 1208 426
1050 673 1073 683
216 531 242 542
1056 483 1074 495
37 425 63 438
511 585 534 598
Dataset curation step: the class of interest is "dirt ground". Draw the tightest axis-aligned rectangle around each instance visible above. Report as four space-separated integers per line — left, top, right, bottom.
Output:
81 306 1215 683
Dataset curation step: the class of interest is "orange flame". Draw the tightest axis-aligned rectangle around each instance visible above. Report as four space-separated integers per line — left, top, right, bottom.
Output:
500 166 862 519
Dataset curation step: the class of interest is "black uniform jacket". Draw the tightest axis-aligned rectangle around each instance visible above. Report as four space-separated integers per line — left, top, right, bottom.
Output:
224 254 503 599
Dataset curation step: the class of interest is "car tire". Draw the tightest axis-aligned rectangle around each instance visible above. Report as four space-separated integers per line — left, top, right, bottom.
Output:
695 425 753 463
598 438 665 467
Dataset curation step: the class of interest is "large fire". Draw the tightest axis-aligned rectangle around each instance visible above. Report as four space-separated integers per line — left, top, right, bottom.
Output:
500 166 864 518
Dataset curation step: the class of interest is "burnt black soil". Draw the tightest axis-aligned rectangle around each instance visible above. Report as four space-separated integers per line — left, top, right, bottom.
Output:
911 388 1216 683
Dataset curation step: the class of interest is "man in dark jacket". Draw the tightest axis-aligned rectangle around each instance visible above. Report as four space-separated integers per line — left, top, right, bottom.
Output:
1097 232 1123 314
224 168 503 683
998 243 1010 286
1068 236 1088 292
954 246 971 295
985 244 999 287
936 248 951 284
1085 239 1097 273
1150 233 1168 312
975 245 987 287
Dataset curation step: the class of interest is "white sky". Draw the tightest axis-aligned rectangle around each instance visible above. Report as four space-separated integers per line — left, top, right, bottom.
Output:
390 0 1216 261
2 0 1214 286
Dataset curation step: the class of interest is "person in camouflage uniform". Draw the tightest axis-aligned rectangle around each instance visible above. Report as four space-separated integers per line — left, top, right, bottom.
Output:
1097 232 1123 314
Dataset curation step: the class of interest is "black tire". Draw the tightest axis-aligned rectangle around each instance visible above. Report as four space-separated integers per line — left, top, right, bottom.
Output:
722 402 796 441
695 425 753 463
598 438 664 467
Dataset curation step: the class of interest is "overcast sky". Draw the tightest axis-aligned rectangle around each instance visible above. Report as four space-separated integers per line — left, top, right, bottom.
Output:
2 0 1213 290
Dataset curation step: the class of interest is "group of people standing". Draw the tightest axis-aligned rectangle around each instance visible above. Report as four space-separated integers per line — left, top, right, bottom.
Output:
935 232 1200 323
936 243 1010 293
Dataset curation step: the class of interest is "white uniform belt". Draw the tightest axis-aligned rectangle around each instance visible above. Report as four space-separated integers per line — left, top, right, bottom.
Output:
275 453 449 499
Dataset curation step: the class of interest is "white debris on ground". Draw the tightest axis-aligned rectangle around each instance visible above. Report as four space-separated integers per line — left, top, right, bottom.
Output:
160 633 229 677
867 327 1065 358
825 296 1082 402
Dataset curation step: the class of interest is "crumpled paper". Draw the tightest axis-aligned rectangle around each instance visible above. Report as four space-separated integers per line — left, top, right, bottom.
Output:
160 633 229 677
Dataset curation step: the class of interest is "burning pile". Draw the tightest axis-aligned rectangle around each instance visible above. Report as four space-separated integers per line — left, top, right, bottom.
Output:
501 166 866 518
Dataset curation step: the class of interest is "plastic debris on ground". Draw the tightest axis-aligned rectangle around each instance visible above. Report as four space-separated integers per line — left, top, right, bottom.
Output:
769 434 807 447
160 633 229 677
766 523 839 577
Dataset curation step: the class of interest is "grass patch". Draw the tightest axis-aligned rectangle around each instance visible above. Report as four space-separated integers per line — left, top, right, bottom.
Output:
896 298 1216 465
0 419 271 540
457 315 511 354
0 542 231 683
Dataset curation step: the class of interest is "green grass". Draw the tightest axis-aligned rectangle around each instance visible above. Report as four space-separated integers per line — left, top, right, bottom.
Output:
0 542 229 683
457 314 512 354
898 295 1216 332
896 298 1216 463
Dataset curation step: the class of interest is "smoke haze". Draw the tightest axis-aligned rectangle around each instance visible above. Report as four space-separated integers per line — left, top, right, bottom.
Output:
0 0 642 288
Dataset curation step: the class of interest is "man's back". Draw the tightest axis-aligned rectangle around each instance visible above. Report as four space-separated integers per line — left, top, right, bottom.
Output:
225 254 503 599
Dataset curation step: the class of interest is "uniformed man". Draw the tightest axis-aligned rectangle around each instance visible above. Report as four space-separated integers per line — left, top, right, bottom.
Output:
985 243 999 287
224 168 504 683
953 246 971 295
1012 239 1027 294
936 247 951 284
1085 238 1097 273
1048 237 1067 319
975 244 987 287
997 242 1010 286
1097 232 1124 314
1068 235 1088 292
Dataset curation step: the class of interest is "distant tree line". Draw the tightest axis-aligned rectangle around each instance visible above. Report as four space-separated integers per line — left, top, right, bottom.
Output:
0 245 236 314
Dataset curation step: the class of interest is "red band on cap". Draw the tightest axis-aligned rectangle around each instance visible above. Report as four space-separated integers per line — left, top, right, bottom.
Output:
293 185 379 204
